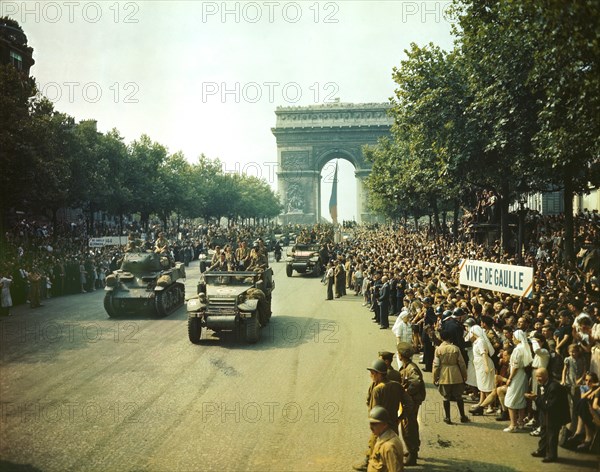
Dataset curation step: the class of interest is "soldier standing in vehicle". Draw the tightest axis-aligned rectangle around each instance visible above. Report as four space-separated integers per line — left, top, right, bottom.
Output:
235 241 250 269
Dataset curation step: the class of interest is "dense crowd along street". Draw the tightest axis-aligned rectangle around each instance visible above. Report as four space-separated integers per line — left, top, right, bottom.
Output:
1 213 599 471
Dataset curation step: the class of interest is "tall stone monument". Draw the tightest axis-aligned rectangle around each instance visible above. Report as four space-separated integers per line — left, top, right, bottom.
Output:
271 102 392 224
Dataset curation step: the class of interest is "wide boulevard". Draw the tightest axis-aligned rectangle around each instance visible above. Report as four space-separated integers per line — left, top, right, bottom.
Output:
0 255 597 472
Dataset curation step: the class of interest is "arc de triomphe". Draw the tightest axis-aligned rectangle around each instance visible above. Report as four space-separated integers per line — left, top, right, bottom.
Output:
271 102 392 224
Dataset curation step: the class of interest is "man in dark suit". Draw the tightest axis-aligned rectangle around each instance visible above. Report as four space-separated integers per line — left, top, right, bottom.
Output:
378 276 390 329
527 367 570 463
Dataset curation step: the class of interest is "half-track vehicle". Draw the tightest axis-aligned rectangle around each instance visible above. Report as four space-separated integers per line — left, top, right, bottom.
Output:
285 243 323 277
104 251 186 317
187 268 274 344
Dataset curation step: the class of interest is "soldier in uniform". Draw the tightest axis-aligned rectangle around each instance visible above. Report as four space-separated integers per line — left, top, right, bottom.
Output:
154 232 169 255
208 252 230 272
334 260 345 298
354 359 413 471
367 406 404 472
379 351 401 382
235 241 250 269
397 342 426 467
125 232 143 252
247 243 268 271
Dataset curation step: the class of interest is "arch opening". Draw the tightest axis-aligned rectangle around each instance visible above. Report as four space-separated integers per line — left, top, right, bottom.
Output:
319 158 358 224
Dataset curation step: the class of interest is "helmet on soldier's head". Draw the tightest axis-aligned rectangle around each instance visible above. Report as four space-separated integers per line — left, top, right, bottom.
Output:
435 306 444 315
367 359 388 374
442 310 453 320
464 317 476 327
453 307 465 318
369 406 391 424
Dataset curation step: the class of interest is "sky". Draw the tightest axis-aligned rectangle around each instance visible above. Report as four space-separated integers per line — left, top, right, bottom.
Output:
5 0 455 222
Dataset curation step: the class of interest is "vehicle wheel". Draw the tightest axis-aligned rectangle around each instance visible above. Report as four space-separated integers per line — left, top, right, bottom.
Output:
286 265 293 277
104 293 117 318
155 291 167 317
188 316 202 344
245 315 260 344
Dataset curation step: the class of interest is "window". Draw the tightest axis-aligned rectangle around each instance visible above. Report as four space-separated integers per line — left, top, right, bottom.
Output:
10 50 23 70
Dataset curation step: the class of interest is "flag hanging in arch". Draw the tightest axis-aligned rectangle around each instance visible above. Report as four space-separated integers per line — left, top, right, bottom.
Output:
329 161 338 225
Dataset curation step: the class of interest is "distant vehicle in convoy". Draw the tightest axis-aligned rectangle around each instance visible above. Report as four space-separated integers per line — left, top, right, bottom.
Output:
104 252 186 317
285 243 323 277
187 268 274 344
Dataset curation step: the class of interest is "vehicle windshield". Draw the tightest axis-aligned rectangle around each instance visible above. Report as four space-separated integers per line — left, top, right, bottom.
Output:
293 244 320 252
204 272 256 286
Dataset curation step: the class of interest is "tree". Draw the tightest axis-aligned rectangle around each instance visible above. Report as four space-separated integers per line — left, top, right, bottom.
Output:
453 0 542 250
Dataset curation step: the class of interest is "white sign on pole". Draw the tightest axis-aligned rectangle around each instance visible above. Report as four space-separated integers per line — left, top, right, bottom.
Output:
88 236 128 247
458 259 534 298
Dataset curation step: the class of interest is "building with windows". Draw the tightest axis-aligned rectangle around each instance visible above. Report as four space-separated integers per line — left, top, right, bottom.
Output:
0 17 34 75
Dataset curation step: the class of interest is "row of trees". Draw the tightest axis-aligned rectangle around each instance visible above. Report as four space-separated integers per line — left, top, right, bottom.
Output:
365 0 599 263
0 41 282 237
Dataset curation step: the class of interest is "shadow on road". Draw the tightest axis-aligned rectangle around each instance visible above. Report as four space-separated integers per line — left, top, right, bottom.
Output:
0 460 44 472
196 315 341 351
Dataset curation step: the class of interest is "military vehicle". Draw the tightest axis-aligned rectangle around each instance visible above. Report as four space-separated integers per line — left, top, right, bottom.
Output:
285 243 323 277
187 268 274 344
104 252 186 317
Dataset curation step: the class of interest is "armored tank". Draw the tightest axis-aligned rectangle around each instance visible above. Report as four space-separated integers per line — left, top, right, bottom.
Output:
104 251 186 317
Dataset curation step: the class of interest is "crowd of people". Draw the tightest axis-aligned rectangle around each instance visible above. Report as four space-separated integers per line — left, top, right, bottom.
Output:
2 209 599 469
0 216 317 316
313 211 599 470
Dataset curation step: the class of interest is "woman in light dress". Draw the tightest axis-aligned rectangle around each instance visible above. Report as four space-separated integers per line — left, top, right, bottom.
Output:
392 308 412 345
469 324 496 415
503 329 533 432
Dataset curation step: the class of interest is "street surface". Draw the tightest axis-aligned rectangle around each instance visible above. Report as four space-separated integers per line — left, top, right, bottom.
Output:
0 256 598 472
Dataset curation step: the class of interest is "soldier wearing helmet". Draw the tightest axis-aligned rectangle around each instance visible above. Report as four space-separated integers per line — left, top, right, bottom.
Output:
366 406 404 472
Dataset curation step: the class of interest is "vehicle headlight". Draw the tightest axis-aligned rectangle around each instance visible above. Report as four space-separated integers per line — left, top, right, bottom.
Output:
309 256 319 263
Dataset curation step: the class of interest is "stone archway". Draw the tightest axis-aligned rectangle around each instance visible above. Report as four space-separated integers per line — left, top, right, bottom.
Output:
271 102 392 224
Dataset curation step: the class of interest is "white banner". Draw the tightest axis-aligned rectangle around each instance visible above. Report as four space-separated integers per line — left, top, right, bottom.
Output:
88 236 128 247
458 259 534 298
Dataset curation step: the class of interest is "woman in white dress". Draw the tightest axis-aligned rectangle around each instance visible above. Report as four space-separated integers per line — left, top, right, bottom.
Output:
503 329 533 432
469 324 496 415
463 318 478 397
392 309 412 345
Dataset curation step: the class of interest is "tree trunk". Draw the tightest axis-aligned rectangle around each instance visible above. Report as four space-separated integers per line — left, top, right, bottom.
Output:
431 197 440 235
563 176 575 267
453 198 460 241
500 178 510 251
414 214 419 231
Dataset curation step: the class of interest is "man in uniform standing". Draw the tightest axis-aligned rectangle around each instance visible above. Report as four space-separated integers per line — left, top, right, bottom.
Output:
353 359 413 471
397 342 426 467
366 406 404 472
379 351 401 382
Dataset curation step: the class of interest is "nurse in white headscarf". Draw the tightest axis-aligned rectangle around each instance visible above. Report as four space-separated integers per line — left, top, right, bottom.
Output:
468 324 496 415
392 308 412 345
503 329 533 432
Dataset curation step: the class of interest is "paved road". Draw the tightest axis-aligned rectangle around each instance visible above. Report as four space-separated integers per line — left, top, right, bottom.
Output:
1 257 598 472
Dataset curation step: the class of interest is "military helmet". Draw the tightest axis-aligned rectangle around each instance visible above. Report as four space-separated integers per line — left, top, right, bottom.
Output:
396 342 413 358
453 307 465 318
464 317 476 327
369 406 391 424
367 359 388 374
435 306 444 315
442 310 453 320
